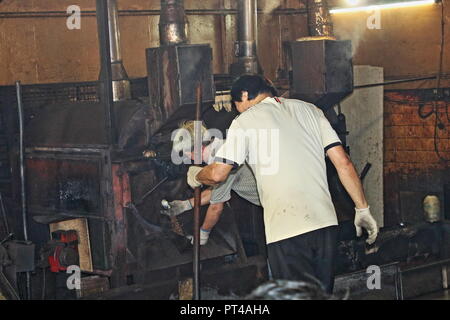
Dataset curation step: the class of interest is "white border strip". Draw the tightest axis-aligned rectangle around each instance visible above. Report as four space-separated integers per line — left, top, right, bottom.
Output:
330 0 435 13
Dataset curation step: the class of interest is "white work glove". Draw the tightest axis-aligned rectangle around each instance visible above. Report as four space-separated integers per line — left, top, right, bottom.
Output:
354 206 378 245
160 200 192 217
187 166 203 188
186 229 211 246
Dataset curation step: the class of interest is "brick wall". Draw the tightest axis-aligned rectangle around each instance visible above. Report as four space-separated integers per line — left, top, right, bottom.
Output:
384 89 450 227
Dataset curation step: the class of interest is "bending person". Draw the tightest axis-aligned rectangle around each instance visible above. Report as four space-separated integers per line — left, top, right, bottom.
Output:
160 120 260 245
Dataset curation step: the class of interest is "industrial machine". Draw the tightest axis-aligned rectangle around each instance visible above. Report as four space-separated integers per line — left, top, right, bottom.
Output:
0 0 266 299
0 0 448 300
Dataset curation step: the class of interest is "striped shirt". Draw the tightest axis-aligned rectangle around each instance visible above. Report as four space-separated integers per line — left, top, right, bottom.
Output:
210 162 261 206
209 138 260 206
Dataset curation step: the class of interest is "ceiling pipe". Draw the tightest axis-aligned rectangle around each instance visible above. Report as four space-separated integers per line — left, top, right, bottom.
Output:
97 0 131 101
230 0 262 76
306 0 334 37
159 0 188 46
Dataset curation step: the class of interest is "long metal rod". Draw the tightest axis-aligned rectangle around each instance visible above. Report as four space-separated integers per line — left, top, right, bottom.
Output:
15 81 31 300
354 76 437 89
193 83 203 300
0 270 21 300
15 82 28 242
139 176 169 203
96 0 116 145
107 0 122 64
0 8 308 19
104 0 131 101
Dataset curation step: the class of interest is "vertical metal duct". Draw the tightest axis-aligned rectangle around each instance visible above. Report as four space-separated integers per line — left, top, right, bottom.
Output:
97 0 131 101
159 0 188 46
306 0 334 37
231 0 261 76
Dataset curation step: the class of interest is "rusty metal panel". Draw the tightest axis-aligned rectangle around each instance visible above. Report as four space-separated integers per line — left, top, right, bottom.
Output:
27 0 95 11
111 164 129 287
185 0 222 9
0 18 40 85
289 39 353 109
26 158 101 214
24 100 150 149
34 17 100 84
332 6 450 90
146 44 214 124
187 14 224 74
121 15 160 78
334 263 402 300
0 1 448 89
257 14 280 78
25 154 111 271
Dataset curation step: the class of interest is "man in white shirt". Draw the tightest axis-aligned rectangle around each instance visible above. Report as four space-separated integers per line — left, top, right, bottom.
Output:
186 75 378 293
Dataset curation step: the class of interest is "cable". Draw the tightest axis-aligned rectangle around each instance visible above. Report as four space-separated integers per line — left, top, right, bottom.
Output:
446 100 450 122
439 1 450 122
418 103 434 119
414 1 449 162
15 81 32 300
432 0 449 162
436 0 445 92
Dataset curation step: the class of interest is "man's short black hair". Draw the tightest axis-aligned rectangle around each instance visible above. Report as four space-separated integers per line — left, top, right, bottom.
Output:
231 75 278 102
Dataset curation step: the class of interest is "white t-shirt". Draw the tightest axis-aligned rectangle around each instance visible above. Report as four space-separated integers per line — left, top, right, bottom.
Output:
214 97 341 244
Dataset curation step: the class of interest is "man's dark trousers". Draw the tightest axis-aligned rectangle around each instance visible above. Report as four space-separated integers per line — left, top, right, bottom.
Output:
267 225 338 294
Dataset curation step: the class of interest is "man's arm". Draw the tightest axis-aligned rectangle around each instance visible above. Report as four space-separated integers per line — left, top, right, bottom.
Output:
195 118 246 187
327 145 378 244
196 162 234 186
326 145 368 209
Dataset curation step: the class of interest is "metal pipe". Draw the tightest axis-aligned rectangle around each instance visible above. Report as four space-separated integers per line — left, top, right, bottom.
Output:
0 233 13 245
159 0 188 46
232 0 260 75
15 81 31 300
96 0 116 145
0 8 309 18
237 0 258 58
107 0 122 63
354 76 437 90
193 83 203 300
139 176 169 204
97 0 131 101
15 82 28 242
359 163 372 182
0 270 20 300
306 0 334 37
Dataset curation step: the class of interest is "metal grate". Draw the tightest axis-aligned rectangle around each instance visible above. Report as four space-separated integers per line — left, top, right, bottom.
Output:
0 77 148 110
